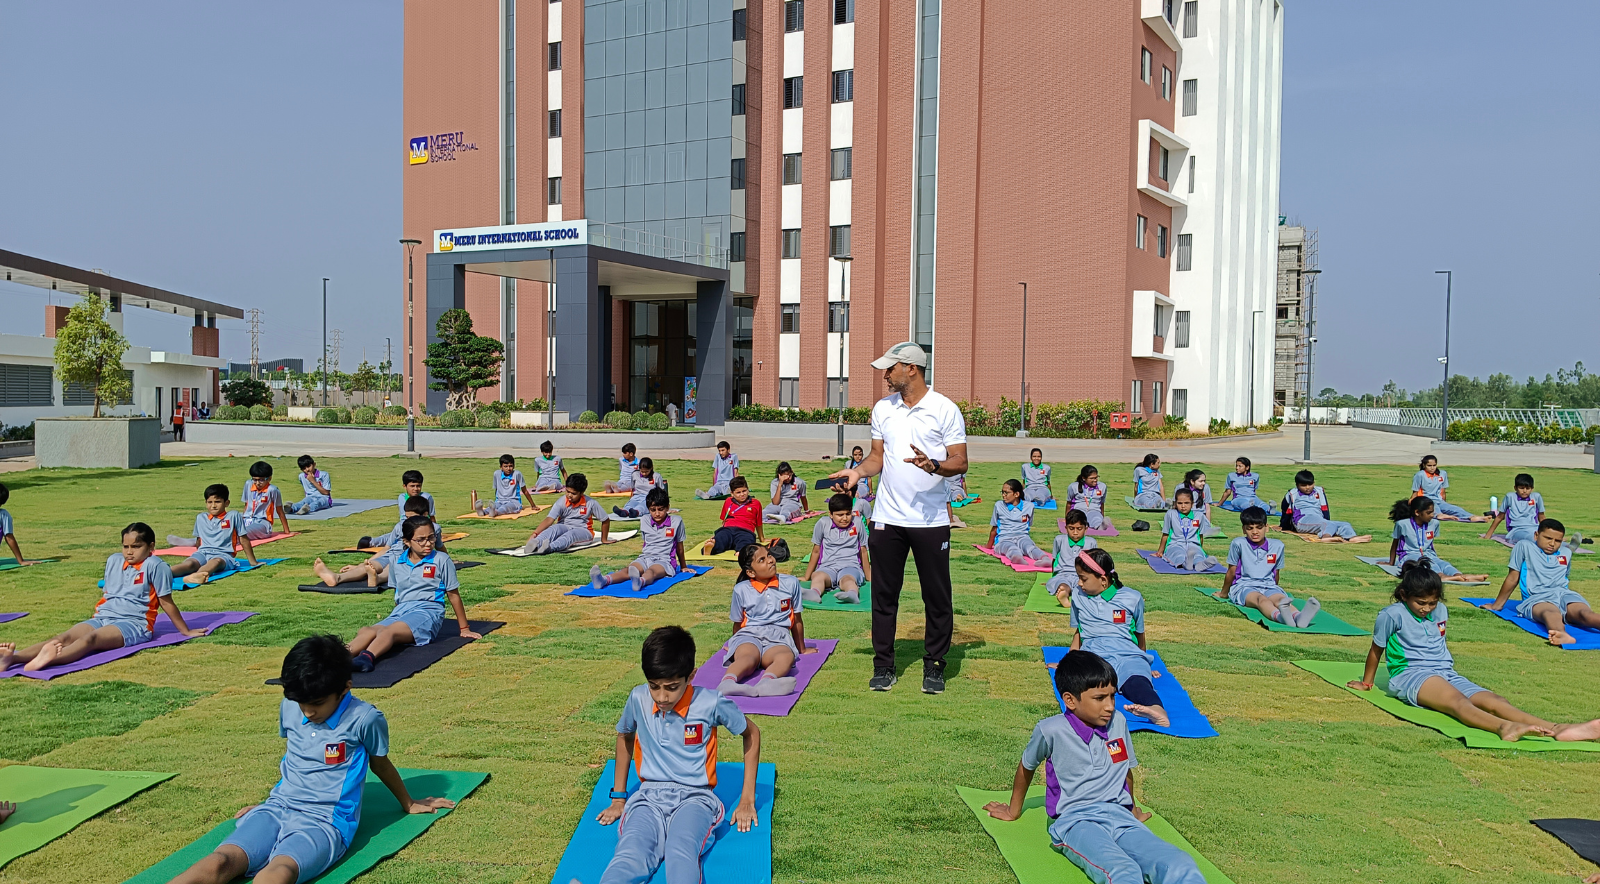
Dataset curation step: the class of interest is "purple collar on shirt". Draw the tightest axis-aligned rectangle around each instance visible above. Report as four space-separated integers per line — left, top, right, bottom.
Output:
1248 537 1270 552
1064 711 1109 744
649 514 670 529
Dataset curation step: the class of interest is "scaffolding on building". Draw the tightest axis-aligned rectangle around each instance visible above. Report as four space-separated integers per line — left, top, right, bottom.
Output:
1274 224 1317 416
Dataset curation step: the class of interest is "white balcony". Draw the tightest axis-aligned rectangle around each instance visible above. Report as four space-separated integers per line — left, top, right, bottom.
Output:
1141 0 1181 51
1137 120 1190 209
1131 290 1176 361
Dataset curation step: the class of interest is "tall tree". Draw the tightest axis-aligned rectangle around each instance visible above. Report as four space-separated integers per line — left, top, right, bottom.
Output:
423 309 505 410
53 294 130 418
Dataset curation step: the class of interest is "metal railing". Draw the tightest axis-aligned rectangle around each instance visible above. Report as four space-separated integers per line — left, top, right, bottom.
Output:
1350 407 1600 430
590 222 727 270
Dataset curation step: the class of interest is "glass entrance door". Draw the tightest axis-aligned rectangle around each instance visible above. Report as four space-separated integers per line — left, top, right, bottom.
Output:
628 299 697 414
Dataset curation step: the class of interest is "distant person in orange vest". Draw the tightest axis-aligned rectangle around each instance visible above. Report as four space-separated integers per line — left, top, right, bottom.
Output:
172 404 186 442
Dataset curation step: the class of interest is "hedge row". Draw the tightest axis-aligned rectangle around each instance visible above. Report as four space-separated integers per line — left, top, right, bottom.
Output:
1446 419 1600 445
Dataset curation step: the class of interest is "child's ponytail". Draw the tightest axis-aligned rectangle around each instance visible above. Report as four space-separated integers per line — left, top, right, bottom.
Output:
735 543 764 583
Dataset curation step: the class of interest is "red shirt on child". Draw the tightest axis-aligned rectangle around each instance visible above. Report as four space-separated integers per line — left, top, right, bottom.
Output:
719 497 762 533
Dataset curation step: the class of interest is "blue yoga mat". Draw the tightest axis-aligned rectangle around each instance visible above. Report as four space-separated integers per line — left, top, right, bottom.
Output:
1136 548 1226 576
1040 647 1218 739
287 499 397 521
98 558 288 591
1033 499 1058 510
567 564 712 598
1459 597 1600 651
548 759 775 884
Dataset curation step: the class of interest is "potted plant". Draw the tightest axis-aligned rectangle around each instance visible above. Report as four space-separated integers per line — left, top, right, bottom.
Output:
36 294 160 468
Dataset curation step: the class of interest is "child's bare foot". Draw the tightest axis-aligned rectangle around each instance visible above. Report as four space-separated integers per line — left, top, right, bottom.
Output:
313 558 338 587
24 639 65 672
1350 534 1373 543
1552 719 1600 742
366 566 381 587
1124 703 1170 727
701 540 715 555
1497 720 1552 742
0 642 15 670
1549 629 1577 646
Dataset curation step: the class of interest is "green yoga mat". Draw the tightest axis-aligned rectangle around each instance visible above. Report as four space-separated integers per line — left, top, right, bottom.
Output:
0 558 54 573
1024 573 1071 615
123 768 488 884
956 785 1234 884
802 580 871 611
1191 588 1368 636
0 765 176 868
1294 661 1600 752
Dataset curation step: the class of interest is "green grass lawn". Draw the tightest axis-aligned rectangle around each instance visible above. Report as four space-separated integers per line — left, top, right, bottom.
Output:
3 454 1600 883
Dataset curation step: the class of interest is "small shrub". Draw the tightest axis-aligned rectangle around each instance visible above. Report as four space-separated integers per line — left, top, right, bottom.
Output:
338 407 354 424
575 410 599 424
631 409 651 429
315 407 341 424
383 405 408 417
649 412 670 430
476 410 503 428
604 410 630 428
272 404 287 417
249 404 273 422
439 410 472 429
352 406 379 425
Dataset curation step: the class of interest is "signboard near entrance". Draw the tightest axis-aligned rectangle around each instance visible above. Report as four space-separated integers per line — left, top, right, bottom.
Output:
683 377 697 425
434 220 589 253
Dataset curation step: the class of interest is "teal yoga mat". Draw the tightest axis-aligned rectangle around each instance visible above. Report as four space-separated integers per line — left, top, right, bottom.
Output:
802 580 870 611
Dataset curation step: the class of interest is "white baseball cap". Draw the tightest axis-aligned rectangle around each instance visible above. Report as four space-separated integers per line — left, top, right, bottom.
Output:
870 341 928 369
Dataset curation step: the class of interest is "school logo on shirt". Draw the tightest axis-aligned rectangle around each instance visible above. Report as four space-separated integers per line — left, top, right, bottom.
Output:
133 571 145 585
1559 555 1569 566
1112 609 1128 624
1266 554 1277 565
324 742 347 764
1107 738 1129 764
1437 622 1447 637
779 599 792 612
422 564 437 579
220 519 230 530
683 723 705 746
849 527 858 536
664 528 674 538
1424 531 1434 541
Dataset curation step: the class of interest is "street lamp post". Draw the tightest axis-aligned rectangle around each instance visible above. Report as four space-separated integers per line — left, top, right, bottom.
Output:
399 239 421 453
1435 270 1452 441
1250 309 1263 427
835 256 853 456
1017 282 1029 437
321 278 329 407
1301 268 1321 462
547 247 556 430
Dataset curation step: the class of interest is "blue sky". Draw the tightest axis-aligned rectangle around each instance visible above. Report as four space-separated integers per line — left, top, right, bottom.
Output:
1 1 1594 394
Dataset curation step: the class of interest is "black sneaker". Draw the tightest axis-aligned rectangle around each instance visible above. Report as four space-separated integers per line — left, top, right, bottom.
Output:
922 661 946 695
869 667 897 691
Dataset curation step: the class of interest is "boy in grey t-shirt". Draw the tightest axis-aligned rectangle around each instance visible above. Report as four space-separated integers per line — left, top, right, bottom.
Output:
983 650 1204 884
802 494 871 604
695 441 741 500
589 487 688 593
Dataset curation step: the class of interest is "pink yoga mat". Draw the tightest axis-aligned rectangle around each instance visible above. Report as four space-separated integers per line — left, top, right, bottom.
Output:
0 611 255 680
1057 518 1119 537
0 612 26 624
692 638 838 716
973 544 1052 573
155 532 298 557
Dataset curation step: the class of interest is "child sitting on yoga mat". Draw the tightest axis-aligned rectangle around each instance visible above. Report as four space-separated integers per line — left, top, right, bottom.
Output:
694 440 740 499
394 469 434 518
1177 469 1223 535
701 476 765 556
1060 548 1169 727
532 440 567 492
1021 448 1053 505
523 474 611 554
289 455 333 515
721 543 815 697
473 454 536 517
1386 497 1488 583
984 649 1204 884
597 626 761 883
1484 519 1600 646
764 461 808 523
314 497 439 589
604 443 640 494
613 458 668 518
1348 559 1600 743
1412 455 1487 522
1219 457 1268 512
1280 470 1371 542
590 488 686 593
989 479 1048 566
1481 473 1548 546
1065 464 1109 529
241 461 291 540
1130 454 1167 510
1156 488 1218 572
348 517 478 672
1045 510 1099 600
0 482 38 566
164 634 454 884
1213 506 1319 627
945 473 970 529
802 493 870 604
0 523 204 673
168 484 259 587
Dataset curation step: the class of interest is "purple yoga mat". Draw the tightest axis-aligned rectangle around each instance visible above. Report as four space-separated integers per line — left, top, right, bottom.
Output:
0 613 27 624
973 544 1052 573
1135 548 1227 576
692 638 838 716
0 611 255 680
1057 518 1119 537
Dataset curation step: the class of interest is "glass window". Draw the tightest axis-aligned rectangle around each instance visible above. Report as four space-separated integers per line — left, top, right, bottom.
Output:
785 0 804 32
1159 145 1170 180
1176 234 1192 271
730 231 747 262
733 8 747 40
1182 79 1197 116
548 108 562 138
1152 381 1163 414
731 157 746 189
1157 225 1169 258
780 377 799 407
547 176 562 205
1182 1 1198 38
1173 310 1191 347
1140 48 1151 84
1161 66 1172 100
1187 155 1196 193
732 83 746 115
548 41 562 71
827 378 849 405
830 147 852 180
783 153 802 185
1171 388 1188 419
834 0 854 24
832 69 854 102
784 76 803 109
828 301 849 332
1130 380 1143 414
829 224 850 258
1135 215 1147 250
782 228 801 258
781 305 800 333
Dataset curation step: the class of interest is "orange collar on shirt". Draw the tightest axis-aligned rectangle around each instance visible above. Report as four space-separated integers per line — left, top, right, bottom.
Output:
122 557 141 570
750 575 781 593
653 685 695 716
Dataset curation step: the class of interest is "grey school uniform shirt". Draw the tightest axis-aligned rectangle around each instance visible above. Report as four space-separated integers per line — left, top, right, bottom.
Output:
811 514 867 575
638 513 686 571
1022 710 1137 829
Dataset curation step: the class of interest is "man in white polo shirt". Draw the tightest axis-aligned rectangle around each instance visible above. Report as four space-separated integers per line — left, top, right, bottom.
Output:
829 342 968 695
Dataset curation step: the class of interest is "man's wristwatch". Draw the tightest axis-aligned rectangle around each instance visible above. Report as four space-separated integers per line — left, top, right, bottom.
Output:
609 790 629 800
926 458 941 475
